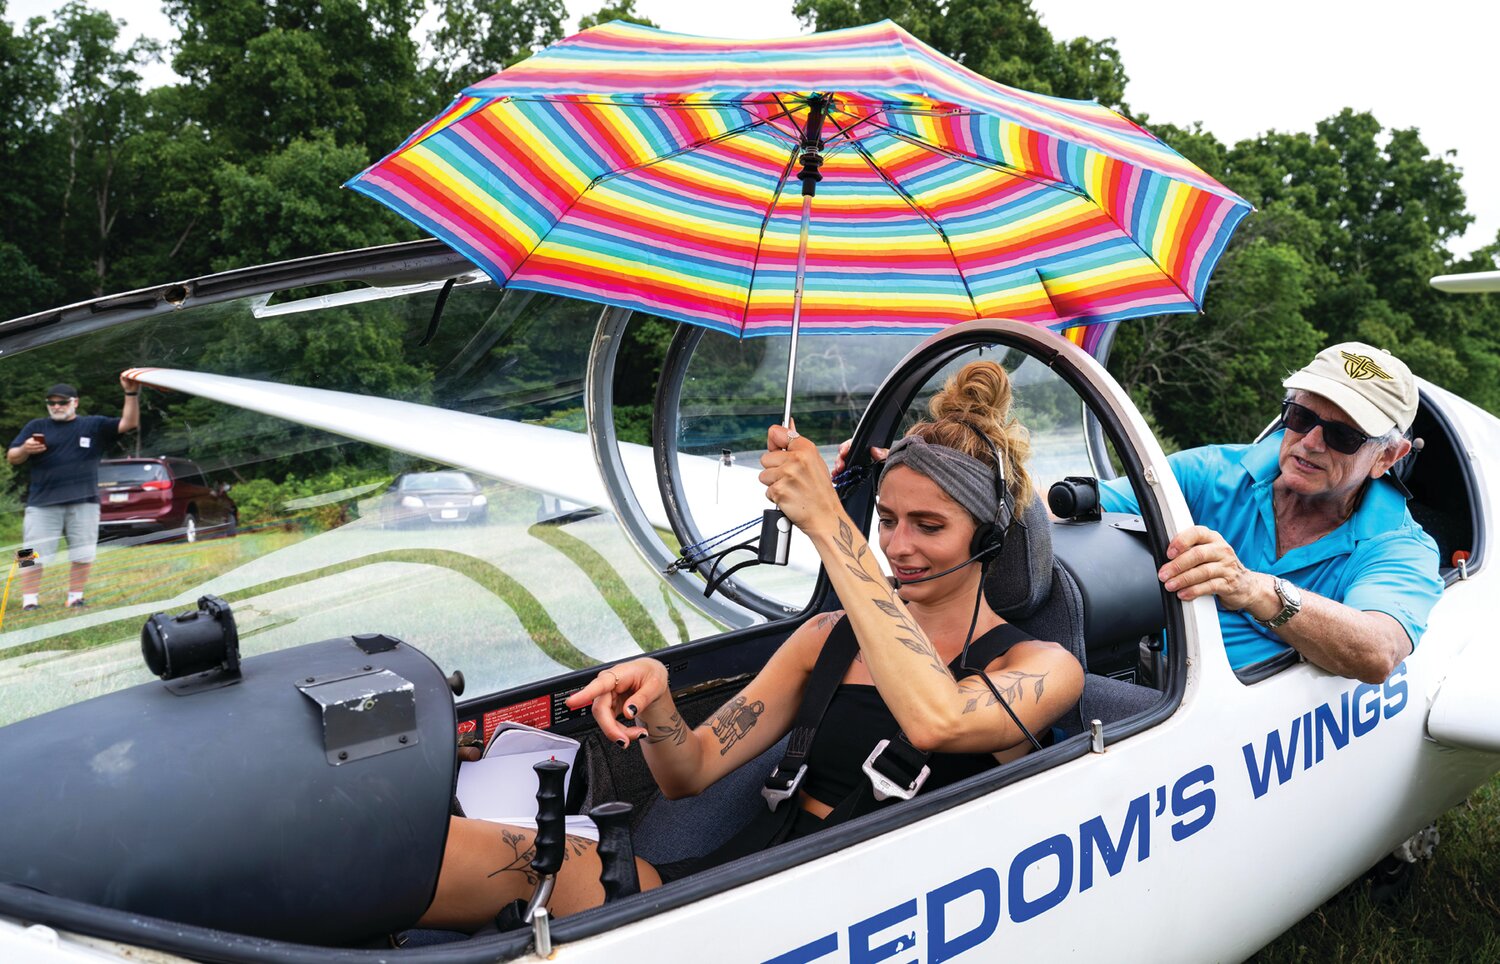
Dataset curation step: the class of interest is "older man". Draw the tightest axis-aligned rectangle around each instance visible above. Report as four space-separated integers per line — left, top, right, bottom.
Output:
6 374 140 610
1099 342 1442 683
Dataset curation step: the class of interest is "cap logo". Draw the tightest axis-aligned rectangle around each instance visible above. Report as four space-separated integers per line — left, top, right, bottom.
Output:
1340 351 1392 381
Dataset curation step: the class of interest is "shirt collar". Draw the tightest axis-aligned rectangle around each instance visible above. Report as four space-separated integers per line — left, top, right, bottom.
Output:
1242 430 1408 551
1241 431 1284 485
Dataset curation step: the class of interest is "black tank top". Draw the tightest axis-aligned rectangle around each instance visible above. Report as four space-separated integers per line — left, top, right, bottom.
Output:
799 618 1035 808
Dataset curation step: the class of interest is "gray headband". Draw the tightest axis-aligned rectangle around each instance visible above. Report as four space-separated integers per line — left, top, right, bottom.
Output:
881 434 1001 524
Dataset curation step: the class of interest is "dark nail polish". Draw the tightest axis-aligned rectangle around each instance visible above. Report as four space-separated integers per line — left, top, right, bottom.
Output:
616 739 627 748
626 704 637 716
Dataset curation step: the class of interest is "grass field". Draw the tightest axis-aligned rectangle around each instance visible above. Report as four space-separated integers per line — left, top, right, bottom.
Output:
1253 773 1500 962
0 527 304 637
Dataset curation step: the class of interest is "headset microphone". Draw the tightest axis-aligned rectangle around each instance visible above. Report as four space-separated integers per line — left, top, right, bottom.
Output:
891 543 1003 586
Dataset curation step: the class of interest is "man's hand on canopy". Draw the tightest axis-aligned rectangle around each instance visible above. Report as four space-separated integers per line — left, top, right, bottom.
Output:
831 438 889 477
1158 525 1273 616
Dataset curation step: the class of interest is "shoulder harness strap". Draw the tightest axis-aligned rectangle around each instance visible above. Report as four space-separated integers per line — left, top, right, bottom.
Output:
761 615 859 811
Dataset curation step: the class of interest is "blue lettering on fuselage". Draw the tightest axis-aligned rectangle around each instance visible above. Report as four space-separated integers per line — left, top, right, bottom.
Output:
765 667 1406 963
1242 662 1408 800
764 764 1218 963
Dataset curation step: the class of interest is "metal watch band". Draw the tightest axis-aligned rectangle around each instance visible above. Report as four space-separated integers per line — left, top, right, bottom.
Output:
1258 577 1301 629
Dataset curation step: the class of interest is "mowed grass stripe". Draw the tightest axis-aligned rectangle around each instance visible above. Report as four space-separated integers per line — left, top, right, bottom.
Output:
528 520 667 652
1 548 599 670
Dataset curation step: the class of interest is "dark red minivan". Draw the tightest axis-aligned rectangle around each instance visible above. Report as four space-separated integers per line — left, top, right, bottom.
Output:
97 458 238 543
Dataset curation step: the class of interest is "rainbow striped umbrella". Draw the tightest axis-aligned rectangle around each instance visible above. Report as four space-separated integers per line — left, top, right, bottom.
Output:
349 20 1250 404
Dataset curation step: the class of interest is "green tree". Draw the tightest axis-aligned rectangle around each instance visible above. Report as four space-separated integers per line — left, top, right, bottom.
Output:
1111 111 1496 447
165 0 431 159
213 133 418 268
793 0 1128 108
0 2 157 313
428 0 566 85
578 0 657 30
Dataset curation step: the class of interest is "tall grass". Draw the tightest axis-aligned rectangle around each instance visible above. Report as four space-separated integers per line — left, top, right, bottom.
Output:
1255 775 1500 962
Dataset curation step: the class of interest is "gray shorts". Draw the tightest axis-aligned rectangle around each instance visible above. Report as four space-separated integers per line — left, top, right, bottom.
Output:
22 502 102 565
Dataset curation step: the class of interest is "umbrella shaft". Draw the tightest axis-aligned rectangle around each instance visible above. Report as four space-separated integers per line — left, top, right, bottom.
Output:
783 193 813 427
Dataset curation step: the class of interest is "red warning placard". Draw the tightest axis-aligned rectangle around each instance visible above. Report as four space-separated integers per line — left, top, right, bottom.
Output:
482 695 552 740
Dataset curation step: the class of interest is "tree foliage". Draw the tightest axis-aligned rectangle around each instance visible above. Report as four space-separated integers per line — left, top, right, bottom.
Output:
794 0 1128 108
1112 112 1500 449
0 0 1496 482
577 0 657 31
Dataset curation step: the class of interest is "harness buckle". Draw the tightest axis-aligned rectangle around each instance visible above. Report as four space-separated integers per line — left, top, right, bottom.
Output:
862 739 930 801
761 763 807 811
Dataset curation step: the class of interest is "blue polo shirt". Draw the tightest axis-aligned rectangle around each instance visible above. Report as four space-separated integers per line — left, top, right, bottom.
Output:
10 415 120 507
1099 431 1442 670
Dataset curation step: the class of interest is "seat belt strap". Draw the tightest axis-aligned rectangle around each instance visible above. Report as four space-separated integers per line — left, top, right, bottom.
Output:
762 616 859 811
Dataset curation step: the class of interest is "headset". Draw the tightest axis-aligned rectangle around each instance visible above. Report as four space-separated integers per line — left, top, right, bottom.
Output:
959 419 1013 562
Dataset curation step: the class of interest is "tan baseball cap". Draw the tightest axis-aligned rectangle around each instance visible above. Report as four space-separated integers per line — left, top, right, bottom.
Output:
1283 342 1418 436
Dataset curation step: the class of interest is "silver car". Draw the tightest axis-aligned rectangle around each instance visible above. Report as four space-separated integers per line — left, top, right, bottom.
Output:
381 471 488 527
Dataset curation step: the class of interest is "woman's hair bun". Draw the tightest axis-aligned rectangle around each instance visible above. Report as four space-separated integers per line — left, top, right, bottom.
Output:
904 360 1032 511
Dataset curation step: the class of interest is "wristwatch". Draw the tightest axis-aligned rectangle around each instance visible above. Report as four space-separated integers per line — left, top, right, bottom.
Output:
1257 577 1303 629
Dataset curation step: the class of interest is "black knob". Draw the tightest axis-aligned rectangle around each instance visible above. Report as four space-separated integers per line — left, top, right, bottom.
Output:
1048 476 1100 522
446 670 465 696
531 759 569 877
587 801 639 902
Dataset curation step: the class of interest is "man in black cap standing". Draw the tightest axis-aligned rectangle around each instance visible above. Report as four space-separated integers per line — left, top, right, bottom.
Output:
5 373 140 610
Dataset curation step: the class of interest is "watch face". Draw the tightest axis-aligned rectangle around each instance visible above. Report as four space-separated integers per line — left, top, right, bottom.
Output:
1280 580 1302 607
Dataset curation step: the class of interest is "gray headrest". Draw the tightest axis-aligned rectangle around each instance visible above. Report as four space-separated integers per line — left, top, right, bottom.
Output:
984 492 1054 620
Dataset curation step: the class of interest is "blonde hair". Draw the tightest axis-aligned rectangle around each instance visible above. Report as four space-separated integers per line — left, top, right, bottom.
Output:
903 360 1032 512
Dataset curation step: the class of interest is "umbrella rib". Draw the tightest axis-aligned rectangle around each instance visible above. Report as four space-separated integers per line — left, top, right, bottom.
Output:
592 106 799 187
860 116 1087 197
501 109 797 288
848 140 979 319
860 117 1203 310
1084 202 1203 312
503 95 781 110
738 141 804 336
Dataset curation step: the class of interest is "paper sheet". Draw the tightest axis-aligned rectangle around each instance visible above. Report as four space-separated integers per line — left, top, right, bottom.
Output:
454 723 580 822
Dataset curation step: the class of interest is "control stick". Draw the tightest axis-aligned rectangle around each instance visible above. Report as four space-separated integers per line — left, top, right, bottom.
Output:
587 801 640 902
523 758 569 923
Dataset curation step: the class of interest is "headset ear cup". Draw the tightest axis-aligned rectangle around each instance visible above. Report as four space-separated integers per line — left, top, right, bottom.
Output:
970 522 1002 560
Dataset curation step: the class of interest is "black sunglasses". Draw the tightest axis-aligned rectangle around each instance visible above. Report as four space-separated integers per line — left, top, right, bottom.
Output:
1281 400 1370 455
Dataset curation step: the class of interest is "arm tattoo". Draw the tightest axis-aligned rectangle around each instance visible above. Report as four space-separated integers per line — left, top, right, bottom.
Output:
833 519 948 677
958 671 1050 714
644 711 689 746
708 695 764 756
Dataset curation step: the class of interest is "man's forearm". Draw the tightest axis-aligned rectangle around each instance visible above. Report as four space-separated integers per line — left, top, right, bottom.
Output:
6 446 26 466
1249 575 1408 683
119 393 140 433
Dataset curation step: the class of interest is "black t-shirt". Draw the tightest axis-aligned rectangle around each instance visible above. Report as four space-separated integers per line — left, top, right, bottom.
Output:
10 415 120 506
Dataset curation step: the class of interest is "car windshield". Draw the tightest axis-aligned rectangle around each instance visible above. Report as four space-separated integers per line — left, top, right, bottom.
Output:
402 472 476 492
98 462 169 486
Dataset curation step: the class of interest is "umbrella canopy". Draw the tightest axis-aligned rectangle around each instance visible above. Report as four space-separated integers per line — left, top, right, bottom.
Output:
348 20 1250 338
